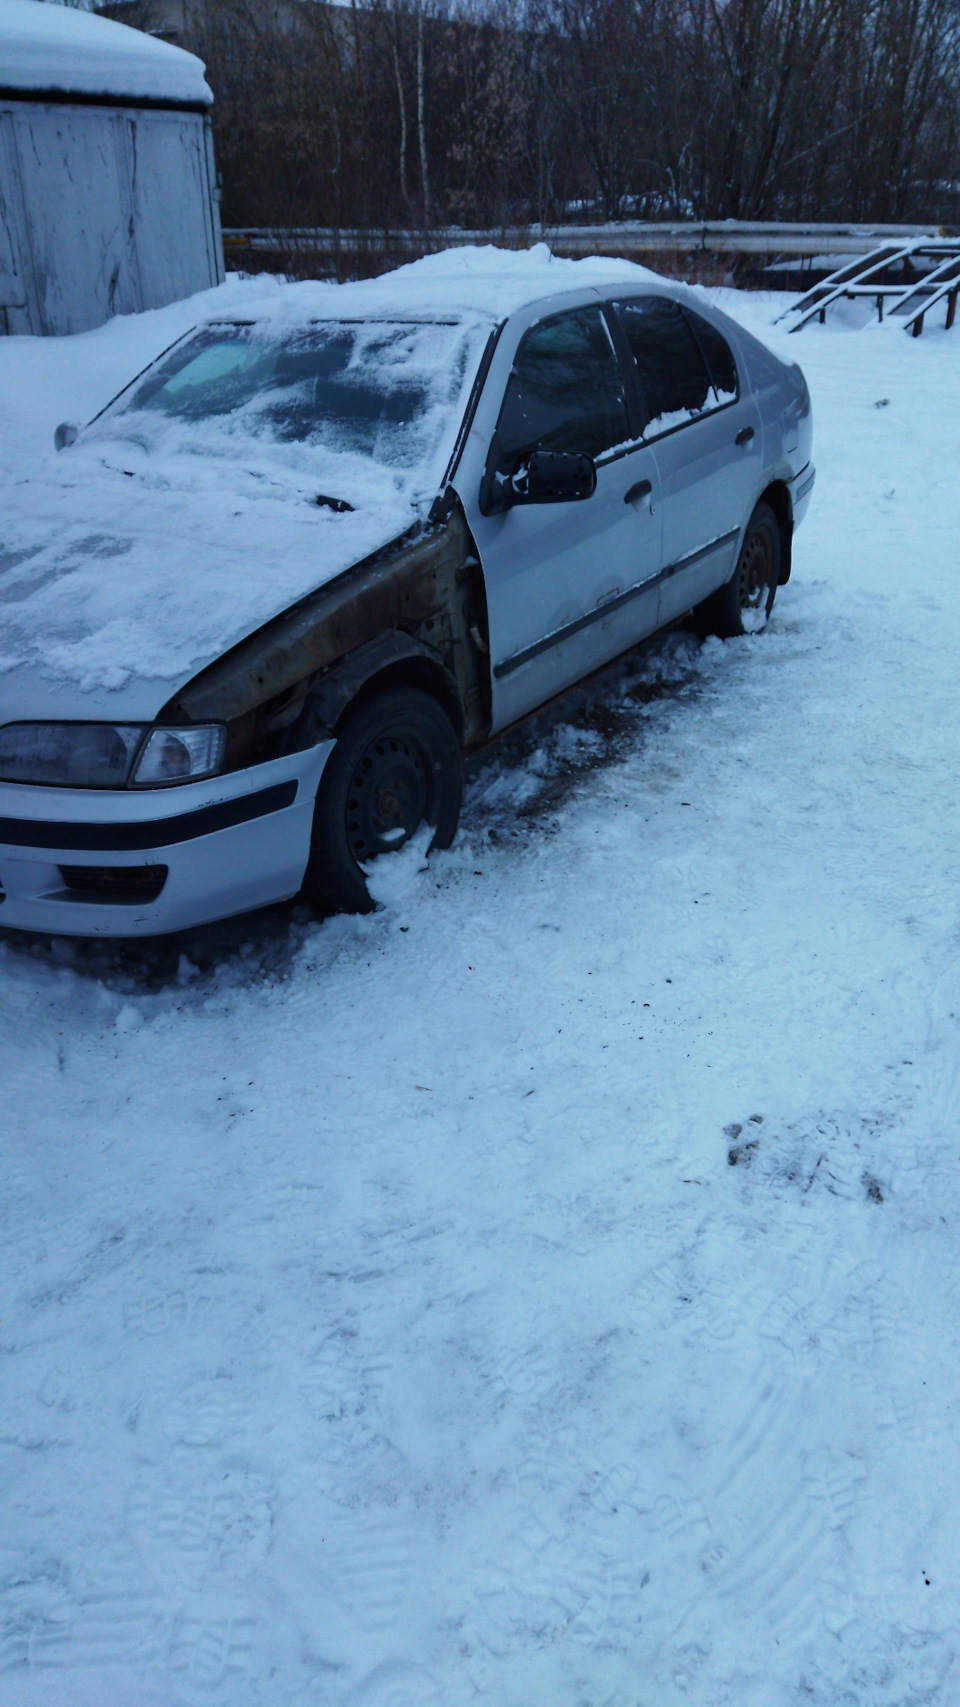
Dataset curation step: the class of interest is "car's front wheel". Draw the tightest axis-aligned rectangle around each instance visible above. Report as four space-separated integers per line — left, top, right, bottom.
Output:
303 685 462 915
697 500 781 638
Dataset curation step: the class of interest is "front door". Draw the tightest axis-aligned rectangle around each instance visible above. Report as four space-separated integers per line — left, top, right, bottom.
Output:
461 304 664 732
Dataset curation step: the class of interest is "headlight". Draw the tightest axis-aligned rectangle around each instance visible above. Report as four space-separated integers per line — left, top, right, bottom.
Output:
132 726 226 786
0 722 226 788
0 722 143 787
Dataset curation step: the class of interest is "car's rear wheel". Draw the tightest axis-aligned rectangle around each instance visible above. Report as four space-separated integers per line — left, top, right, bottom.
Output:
303 685 462 915
696 501 781 638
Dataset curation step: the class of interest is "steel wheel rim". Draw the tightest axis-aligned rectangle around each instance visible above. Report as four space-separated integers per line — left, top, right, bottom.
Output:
737 527 773 634
345 731 432 862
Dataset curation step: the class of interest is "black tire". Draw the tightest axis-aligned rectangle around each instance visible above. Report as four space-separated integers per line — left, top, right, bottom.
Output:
696 501 781 639
303 686 462 916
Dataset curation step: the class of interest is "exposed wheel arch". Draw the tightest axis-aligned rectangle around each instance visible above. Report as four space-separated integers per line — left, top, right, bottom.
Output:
337 655 465 744
284 630 465 757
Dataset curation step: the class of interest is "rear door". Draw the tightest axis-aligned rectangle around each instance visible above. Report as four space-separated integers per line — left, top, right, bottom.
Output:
460 302 663 732
612 297 763 624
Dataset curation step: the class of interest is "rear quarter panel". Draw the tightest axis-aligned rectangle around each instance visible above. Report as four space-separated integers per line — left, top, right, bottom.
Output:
724 314 812 479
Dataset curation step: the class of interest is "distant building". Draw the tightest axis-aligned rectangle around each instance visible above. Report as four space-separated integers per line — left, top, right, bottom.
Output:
97 0 328 50
0 0 224 335
97 0 202 49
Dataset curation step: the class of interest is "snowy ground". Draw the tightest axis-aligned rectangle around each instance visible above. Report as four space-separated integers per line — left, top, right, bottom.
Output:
3 275 960 1707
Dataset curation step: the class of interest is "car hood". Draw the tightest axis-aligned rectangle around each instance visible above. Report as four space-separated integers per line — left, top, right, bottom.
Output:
0 435 420 724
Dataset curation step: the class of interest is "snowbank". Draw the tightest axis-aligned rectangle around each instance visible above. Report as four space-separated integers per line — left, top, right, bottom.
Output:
0 0 212 105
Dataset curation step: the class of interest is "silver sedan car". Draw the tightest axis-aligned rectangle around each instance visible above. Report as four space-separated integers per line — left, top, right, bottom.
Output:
0 264 813 936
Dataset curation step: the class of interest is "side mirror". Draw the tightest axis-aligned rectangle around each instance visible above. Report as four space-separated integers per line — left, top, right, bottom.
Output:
54 421 79 451
523 450 597 504
479 444 597 515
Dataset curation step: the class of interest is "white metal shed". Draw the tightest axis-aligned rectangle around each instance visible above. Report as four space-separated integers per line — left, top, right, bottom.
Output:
0 0 224 335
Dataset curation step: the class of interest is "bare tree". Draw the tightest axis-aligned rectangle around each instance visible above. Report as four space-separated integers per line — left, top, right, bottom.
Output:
145 0 960 245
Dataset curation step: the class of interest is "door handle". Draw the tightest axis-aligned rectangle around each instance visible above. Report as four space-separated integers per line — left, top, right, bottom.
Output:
624 478 652 504
735 426 755 446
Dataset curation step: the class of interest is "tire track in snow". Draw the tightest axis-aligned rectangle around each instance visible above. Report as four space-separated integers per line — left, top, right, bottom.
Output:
710 1490 834 1650
699 1363 840 1651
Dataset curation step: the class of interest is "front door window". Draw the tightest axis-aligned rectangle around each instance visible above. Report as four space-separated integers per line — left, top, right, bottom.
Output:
493 307 630 475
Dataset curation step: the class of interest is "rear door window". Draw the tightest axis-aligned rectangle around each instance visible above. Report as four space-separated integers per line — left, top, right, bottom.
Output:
684 307 739 402
613 297 734 437
494 307 630 473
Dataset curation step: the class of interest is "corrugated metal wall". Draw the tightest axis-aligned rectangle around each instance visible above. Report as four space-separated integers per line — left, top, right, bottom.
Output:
0 98 224 336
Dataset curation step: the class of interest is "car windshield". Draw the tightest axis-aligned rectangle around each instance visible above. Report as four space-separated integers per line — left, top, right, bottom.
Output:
107 318 478 470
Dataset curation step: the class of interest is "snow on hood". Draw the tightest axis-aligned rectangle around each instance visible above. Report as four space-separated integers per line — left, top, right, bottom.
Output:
0 0 212 105
0 314 496 721
0 247 668 726
0 453 412 723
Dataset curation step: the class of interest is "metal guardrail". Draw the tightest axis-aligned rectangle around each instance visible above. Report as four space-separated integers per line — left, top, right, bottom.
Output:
223 220 950 261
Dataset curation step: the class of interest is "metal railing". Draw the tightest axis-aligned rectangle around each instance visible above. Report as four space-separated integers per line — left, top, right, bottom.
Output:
223 219 950 263
780 236 960 334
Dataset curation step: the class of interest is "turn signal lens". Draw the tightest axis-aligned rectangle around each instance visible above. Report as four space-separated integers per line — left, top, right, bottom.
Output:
132 725 226 785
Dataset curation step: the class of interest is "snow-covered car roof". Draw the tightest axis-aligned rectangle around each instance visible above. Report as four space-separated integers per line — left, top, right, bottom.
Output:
196 244 669 330
0 0 212 106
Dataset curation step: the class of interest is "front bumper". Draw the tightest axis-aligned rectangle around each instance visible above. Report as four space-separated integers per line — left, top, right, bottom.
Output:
0 742 335 937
